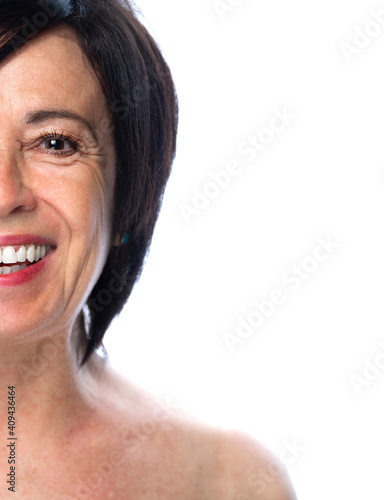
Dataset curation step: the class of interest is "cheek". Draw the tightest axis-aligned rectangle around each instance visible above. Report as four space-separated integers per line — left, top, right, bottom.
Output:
35 163 115 249
69 180 102 235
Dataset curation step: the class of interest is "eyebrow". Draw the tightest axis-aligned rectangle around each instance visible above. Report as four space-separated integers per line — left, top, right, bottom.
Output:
23 109 98 143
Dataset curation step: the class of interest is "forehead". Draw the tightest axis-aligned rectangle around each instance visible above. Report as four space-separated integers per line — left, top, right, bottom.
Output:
0 26 110 128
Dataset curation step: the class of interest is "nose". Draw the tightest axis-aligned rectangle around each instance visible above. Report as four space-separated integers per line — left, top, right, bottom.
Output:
0 155 37 218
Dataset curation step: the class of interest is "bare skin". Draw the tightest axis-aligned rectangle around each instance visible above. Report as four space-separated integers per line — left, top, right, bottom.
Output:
0 27 297 499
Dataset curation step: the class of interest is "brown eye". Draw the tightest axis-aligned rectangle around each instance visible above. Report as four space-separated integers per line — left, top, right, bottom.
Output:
37 131 81 157
43 139 72 151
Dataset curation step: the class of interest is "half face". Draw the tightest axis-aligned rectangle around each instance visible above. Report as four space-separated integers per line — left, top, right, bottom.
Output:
0 26 116 342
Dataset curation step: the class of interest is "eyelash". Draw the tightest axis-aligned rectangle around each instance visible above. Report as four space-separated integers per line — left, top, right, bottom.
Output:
36 129 81 157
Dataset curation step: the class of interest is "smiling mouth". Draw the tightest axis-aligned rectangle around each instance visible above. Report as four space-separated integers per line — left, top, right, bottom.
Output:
0 244 53 275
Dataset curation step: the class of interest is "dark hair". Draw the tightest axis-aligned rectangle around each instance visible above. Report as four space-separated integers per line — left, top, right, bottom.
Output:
0 0 178 366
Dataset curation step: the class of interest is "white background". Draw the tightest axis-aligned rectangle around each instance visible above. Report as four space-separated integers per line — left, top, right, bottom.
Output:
105 1 384 498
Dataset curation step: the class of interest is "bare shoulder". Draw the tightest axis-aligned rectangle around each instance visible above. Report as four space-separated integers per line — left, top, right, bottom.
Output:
97 362 297 500
210 428 298 500
160 410 298 500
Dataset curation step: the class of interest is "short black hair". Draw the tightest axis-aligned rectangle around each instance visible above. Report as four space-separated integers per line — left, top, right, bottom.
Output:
0 0 178 366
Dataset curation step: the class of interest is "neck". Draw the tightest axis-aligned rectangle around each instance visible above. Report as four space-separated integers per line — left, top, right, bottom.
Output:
0 315 106 449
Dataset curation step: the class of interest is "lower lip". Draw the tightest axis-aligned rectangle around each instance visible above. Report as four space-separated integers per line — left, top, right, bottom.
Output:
0 248 55 288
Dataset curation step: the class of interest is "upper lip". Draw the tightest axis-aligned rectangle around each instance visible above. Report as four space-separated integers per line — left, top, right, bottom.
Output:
0 235 56 247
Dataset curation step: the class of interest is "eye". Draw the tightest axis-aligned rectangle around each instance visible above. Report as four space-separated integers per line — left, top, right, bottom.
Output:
37 130 81 157
43 138 73 151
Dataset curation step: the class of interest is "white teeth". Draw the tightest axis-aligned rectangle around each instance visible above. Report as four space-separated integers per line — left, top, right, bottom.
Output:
0 244 51 275
0 265 22 275
34 246 40 262
2 246 17 264
17 246 27 263
26 244 35 263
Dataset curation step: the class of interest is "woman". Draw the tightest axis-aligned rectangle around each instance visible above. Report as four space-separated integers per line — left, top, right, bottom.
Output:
0 0 297 498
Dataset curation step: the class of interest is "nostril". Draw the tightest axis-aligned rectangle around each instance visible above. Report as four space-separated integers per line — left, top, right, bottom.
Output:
0 172 37 217
0 200 36 218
